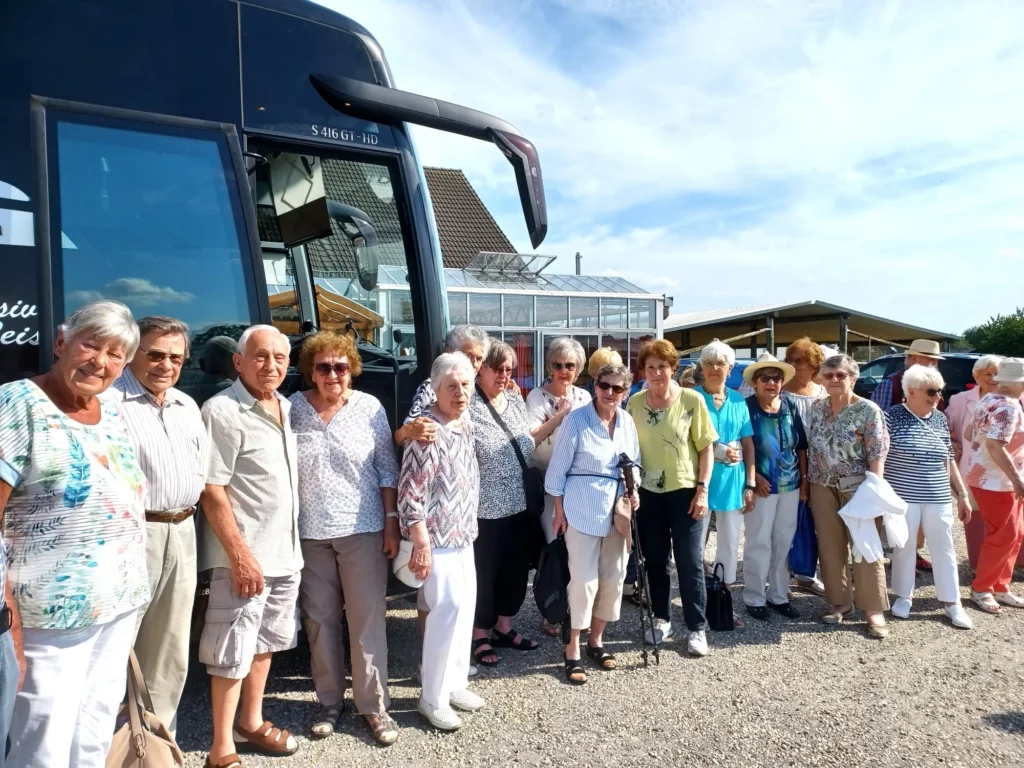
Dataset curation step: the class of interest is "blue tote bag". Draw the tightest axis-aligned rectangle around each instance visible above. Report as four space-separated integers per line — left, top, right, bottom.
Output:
788 500 818 578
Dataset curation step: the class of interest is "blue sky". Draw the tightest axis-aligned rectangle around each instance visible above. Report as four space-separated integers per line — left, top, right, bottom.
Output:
328 0 1024 334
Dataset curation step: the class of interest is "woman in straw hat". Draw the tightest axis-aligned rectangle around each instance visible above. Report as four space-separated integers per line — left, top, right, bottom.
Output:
742 353 807 620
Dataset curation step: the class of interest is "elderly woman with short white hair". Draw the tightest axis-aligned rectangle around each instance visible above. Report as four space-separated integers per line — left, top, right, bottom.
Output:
397 352 484 731
2 300 149 765
947 355 1008 474
884 365 973 630
695 341 756 625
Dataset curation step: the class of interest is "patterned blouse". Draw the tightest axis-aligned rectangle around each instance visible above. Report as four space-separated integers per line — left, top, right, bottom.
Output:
965 393 1024 493
397 412 480 549
0 379 149 630
468 389 535 519
289 390 399 540
805 396 889 489
525 385 592 470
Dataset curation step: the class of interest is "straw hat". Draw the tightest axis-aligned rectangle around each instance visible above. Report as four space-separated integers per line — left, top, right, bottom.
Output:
906 339 943 360
993 357 1024 384
743 352 795 386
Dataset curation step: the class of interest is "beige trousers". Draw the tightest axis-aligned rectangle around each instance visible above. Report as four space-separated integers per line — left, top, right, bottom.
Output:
133 520 197 737
299 532 390 716
564 525 628 630
809 484 889 612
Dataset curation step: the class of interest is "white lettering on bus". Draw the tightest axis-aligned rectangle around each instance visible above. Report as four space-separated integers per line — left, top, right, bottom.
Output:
0 300 40 346
310 125 379 145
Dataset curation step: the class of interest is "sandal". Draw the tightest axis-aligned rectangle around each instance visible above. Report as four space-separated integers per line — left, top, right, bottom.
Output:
542 619 561 638
971 590 1001 614
309 705 343 739
471 637 500 666
564 654 587 684
821 605 855 625
205 756 243 768
491 627 538 651
233 721 298 757
585 644 616 670
365 713 398 747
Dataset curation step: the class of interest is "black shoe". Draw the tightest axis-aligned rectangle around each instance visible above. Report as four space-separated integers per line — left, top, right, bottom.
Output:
746 605 770 621
768 601 800 619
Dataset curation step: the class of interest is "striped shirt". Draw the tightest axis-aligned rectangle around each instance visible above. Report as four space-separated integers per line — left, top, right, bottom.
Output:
544 403 640 538
883 404 953 503
110 369 207 512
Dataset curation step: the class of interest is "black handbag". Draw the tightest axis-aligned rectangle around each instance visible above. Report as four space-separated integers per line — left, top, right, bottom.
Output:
704 562 734 632
533 533 571 626
477 386 545 517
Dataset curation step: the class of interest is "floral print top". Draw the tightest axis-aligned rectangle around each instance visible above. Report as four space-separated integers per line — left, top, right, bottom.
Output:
965 393 1024 493
0 379 149 629
805 396 889 489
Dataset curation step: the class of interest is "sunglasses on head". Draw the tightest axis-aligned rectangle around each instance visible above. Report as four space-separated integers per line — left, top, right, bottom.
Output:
596 381 626 394
142 349 186 366
551 361 577 371
314 362 350 377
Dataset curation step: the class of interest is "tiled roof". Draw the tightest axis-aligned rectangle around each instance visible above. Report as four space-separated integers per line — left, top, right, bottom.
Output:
423 167 516 268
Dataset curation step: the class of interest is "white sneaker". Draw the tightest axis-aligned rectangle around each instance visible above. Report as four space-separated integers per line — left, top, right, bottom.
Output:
686 630 708 657
468 663 478 677
417 698 462 731
622 582 636 597
419 664 477 682
995 591 1024 608
944 603 973 629
449 688 485 712
644 619 672 645
890 597 912 619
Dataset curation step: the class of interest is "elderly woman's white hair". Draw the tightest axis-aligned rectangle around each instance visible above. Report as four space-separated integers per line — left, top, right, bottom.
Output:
902 364 944 394
60 299 140 359
444 324 488 353
430 351 475 390
546 337 586 373
974 354 1004 374
822 353 860 379
237 323 289 354
700 340 736 367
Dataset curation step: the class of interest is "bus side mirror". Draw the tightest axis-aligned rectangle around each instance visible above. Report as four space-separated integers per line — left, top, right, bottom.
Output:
326 200 379 291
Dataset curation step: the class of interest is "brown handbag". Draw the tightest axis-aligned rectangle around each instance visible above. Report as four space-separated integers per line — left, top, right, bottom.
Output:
106 649 185 768
612 495 633 552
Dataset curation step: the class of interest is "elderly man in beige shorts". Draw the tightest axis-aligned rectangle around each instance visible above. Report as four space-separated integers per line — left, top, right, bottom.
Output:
198 325 303 768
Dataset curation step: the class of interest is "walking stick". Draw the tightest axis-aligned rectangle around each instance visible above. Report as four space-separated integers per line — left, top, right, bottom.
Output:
617 453 659 666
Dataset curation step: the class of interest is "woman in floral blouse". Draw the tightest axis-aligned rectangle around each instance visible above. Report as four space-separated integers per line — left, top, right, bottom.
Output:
0 300 148 766
289 331 400 745
398 352 483 732
805 354 890 638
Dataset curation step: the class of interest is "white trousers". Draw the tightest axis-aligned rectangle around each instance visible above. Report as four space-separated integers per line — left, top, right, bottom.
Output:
564 525 628 630
702 509 744 584
7 608 137 768
743 491 801 606
421 546 476 709
890 501 960 603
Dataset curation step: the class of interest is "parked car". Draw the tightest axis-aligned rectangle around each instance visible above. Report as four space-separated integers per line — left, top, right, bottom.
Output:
677 356 756 390
853 352 982 402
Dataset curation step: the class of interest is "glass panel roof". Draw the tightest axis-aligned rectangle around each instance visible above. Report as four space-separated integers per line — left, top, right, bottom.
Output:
441 268 652 295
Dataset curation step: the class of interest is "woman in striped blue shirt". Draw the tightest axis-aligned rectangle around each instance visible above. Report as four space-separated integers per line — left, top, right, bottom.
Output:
545 363 640 684
885 365 974 630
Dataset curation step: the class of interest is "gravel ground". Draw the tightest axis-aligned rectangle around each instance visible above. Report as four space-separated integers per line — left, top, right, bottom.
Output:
178 525 1024 768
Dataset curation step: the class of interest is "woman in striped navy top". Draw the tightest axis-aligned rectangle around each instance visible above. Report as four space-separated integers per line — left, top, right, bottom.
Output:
884 365 974 630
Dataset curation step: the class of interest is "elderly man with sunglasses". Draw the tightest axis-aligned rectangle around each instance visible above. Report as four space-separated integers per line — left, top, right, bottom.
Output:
109 315 208 736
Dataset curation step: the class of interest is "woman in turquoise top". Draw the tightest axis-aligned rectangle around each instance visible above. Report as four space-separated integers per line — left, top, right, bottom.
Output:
695 341 756 623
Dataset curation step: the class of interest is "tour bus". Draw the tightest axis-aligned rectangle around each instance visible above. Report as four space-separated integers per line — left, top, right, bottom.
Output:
0 0 547 424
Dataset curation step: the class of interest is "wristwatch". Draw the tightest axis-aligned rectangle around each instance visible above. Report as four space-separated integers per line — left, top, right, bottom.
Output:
744 485 757 492
695 481 707 489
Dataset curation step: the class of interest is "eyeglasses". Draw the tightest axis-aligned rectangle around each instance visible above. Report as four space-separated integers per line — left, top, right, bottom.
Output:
822 372 849 381
142 349 186 367
551 361 577 371
491 366 514 375
757 374 784 384
596 381 626 394
314 362 350 377
925 388 943 398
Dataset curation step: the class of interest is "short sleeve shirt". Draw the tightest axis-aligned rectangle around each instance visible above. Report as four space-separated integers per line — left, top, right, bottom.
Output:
201 379 302 576
746 395 807 494
805 397 889 489
695 387 754 511
966 393 1024 492
883 405 953 503
627 388 717 493
289 390 399 540
525 385 592 470
0 379 149 629
468 389 535 519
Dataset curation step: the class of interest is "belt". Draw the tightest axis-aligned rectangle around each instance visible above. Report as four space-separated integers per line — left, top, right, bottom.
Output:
145 506 196 524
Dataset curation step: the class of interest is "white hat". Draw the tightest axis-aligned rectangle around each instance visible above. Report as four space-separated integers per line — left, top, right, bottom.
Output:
993 357 1024 384
906 339 944 360
743 352 795 386
818 345 841 359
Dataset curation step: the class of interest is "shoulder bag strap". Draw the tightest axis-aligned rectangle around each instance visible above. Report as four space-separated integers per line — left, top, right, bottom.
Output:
125 649 150 758
477 385 530 474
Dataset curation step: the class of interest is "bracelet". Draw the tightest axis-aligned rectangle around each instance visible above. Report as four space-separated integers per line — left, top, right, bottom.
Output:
744 485 757 492
386 511 398 519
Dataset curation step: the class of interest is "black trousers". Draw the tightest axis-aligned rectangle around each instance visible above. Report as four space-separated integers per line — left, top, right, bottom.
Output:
636 487 707 631
473 511 532 630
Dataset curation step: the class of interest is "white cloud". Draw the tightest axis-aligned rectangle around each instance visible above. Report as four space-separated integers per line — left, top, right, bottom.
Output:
327 0 1024 332
68 278 196 310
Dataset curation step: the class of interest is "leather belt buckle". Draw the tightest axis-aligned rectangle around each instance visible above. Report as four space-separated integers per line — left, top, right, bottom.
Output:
145 506 197 524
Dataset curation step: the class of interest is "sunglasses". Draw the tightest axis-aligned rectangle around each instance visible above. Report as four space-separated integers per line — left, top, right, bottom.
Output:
142 349 186 366
314 362 350 377
596 381 626 394
924 388 943 398
551 361 577 371
491 365 514 375
757 374 784 384
822 372 849 381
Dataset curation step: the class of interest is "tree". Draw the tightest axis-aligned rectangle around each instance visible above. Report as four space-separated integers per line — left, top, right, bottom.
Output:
963 308 1024 357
